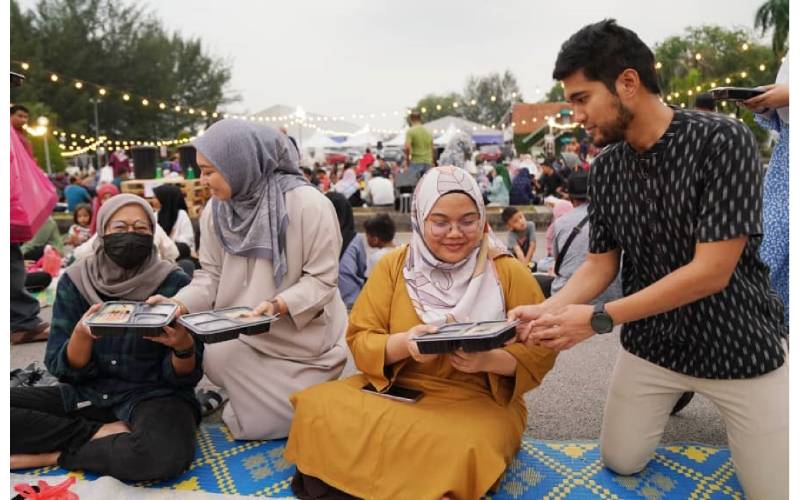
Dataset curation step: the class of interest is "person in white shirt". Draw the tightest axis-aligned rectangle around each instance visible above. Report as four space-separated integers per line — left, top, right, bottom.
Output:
365 169 395 207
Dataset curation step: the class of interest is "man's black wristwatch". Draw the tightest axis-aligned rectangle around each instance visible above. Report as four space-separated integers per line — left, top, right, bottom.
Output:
172 343 195 359
590 303 614 335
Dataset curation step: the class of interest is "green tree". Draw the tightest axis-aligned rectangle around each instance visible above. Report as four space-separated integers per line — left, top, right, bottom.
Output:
653 25 778 146
10 0 236 143
460 70 523 126
410 92 464 122
755 0 789 57
545 83 565 102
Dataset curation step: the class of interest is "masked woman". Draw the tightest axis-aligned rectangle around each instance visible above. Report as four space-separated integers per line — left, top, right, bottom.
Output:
10 194 202 481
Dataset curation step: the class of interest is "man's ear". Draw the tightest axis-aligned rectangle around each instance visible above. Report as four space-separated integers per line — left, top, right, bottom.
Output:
615 68 641 100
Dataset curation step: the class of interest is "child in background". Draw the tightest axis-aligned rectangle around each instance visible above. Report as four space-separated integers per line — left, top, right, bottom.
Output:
502 207 537 271
65 203 92 247
364 213 396 277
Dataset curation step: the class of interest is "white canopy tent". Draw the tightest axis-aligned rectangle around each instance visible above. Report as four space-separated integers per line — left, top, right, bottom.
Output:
340 128 382 149
433 125 465 147
384 128 408 148
302 133 342 150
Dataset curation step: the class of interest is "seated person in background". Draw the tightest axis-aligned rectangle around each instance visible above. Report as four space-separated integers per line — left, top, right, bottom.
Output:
152 185 197 277
502 206 537 271
364 213 396 277
365 167 395 207
334 166 363 207
285 166 557 499
327 192 367 309
486 165 510 206
534 160 566 199
64 176 92 213
65 203 93 248
11 194 202 481
509 166 535 205
21 216 64 261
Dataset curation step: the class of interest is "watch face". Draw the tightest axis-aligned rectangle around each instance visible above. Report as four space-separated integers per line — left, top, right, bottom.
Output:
591 313 614 334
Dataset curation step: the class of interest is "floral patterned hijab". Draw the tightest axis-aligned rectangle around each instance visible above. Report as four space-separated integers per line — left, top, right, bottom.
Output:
403 166 509 325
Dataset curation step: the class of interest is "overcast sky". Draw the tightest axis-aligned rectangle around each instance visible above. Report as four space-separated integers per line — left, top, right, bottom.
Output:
21 0 771 130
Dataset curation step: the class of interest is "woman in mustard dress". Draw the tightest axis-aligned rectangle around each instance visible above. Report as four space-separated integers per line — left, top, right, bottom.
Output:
285 166 558 499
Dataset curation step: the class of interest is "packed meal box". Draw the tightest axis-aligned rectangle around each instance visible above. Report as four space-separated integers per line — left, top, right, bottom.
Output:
178 307 278 343
85 302 179 337
412 320 520 354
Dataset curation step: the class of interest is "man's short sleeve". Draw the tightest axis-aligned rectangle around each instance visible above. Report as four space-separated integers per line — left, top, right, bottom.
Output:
694 121 763 242
587 164 617 254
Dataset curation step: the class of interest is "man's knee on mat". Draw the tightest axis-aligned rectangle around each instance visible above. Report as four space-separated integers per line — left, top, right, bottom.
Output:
601 447 650 476
120 434 196 481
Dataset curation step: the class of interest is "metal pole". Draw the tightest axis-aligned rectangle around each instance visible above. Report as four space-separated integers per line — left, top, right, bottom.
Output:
92 98 101 167
42 132 52 174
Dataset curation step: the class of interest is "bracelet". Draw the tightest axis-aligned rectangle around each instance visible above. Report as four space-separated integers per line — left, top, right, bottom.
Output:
172 343 195 359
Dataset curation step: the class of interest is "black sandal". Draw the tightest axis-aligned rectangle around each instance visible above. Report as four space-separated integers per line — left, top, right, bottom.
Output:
197 388 227 417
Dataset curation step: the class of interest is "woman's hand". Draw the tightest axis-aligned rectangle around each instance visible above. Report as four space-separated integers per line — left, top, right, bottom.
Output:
250 297 286 317
743 84 789 112
73 303 103 341
405 324 440 363
144 322 194 351
146 295 187 315
448 349 491 373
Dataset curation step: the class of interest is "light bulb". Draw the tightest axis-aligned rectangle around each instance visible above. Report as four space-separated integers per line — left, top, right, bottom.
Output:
74 81 83 89
50 74 59 82
123 94 130 101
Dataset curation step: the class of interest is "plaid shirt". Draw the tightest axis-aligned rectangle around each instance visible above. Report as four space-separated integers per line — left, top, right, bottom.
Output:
45 271 204 422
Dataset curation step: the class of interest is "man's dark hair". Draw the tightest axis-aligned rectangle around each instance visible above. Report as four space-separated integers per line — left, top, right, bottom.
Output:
501 206 520 225
10 104 29 115
69 176 79 184
694 92 715 111
409 111 422 122
552 19 660 95
364 213 396 243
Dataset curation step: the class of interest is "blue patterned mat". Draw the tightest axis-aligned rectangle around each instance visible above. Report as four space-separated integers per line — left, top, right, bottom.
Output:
19 424 743 498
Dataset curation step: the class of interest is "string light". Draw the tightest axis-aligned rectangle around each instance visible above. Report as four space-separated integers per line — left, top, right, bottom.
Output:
74 81 83 89
141 98 149 106
50 74 58 82
21 62 29 70
98 88 106 96
122 93 130 101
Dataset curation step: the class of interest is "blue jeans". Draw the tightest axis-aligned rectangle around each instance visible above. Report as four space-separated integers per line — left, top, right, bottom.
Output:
409 163 431 179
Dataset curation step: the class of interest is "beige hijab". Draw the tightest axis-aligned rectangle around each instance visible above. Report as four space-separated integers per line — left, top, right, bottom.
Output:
403 166 509 325
65 194 179 304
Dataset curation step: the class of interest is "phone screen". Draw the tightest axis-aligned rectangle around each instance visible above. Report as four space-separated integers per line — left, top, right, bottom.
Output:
361 383 424 403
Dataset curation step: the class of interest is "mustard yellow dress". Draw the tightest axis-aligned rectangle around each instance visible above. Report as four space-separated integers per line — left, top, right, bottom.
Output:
285 246 557 499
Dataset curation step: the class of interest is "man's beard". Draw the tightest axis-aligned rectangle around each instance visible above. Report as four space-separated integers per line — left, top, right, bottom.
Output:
592 98 633 148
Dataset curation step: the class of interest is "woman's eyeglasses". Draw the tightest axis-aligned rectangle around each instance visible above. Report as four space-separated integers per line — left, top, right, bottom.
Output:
108 220 152 235
427 218 481 238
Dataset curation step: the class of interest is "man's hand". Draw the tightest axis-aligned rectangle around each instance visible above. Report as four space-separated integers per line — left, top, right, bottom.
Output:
508 303 551 343
743 84 789 112
526 304 596 351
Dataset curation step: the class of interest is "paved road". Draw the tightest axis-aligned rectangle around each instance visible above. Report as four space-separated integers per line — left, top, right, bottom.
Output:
12 231 727 445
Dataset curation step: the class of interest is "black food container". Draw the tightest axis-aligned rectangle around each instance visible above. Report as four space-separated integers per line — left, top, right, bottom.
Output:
85 301 178 337
709 86 765 101
179 307 277 344
412 320 520 354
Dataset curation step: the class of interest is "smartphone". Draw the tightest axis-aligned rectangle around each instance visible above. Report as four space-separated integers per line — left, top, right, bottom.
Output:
361 383 424 403
709 86 765 101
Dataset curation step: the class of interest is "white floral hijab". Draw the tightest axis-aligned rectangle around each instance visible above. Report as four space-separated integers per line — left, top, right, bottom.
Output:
404 166 510 325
